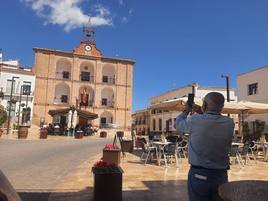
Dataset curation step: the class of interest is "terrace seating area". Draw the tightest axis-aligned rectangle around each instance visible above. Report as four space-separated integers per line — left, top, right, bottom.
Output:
135 133 268 169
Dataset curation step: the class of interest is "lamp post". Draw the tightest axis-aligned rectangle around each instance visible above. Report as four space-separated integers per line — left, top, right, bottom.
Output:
17 85 23 127
7 76 19 135
221 75 230 117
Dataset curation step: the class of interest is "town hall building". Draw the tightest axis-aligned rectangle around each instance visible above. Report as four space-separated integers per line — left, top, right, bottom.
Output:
32 25 135 131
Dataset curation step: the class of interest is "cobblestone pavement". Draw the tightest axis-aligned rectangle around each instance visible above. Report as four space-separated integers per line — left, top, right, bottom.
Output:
0 137 112 192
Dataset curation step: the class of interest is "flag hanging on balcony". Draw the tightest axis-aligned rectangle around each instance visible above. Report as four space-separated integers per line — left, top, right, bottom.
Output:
83 88 88 105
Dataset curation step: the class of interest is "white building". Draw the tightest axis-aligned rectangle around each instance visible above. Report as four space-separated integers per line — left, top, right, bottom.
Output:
149 83 238 134
0 62 35 126
237 66 268 130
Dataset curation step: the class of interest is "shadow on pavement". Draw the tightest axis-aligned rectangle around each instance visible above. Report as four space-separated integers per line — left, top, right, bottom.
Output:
17 180 188 201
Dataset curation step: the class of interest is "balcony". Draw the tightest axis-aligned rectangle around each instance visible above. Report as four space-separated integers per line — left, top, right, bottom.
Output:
80 72 94 83
102 76 115 85
54 95 69 104
80 100 94 107
101 100 114 108
62 71 70 80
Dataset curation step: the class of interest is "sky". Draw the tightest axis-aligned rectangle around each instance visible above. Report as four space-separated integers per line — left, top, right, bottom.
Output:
1 0 268 111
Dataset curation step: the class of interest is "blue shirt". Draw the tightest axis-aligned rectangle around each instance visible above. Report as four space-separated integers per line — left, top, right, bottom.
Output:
176 111 234 170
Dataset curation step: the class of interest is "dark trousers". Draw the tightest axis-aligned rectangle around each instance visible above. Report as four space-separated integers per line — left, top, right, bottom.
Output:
188 166 228 201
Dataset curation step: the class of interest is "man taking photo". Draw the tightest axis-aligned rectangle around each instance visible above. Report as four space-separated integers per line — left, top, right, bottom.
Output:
176 92 234 201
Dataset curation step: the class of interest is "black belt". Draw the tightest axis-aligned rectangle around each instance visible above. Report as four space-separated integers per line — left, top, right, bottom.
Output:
191 165 229 171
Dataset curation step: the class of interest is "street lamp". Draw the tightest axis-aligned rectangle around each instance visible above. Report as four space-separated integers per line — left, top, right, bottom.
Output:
7 76 19 135
221 75 230 116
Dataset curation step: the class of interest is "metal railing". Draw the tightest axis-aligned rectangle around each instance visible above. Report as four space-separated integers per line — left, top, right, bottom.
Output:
101 100 114 108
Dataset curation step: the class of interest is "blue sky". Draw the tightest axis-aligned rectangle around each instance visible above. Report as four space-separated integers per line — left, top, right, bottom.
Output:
1 0 268 111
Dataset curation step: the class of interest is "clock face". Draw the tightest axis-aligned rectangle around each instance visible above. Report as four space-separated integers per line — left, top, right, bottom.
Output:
85 45 92 51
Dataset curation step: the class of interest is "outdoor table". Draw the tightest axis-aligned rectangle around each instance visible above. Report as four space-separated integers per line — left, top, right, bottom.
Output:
219 180 268 201
152 141 171 166
254 141 268 161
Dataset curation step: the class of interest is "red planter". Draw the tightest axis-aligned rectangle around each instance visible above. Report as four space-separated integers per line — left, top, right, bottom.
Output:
40 128 48 139
75 131 84 139
18 126 28 139
100 131 107 138
103 149 121 166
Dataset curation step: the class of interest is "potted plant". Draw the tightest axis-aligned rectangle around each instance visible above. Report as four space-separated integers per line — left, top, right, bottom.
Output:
75 130 84 139
102 144 121 165
40 127 48 139
92 160 123 201
100 131 107 138
18 125 28 139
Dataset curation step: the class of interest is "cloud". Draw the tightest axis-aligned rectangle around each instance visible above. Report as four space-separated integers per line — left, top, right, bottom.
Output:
21 0 112 31
118 0 124 6
121 16 128 23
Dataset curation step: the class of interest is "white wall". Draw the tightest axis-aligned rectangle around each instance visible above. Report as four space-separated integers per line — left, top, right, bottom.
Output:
237 66 268 125
0 69 36 126
150 86 238 132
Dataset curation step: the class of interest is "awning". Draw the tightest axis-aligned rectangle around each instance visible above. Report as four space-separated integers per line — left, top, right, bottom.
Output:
150 97 268 114
48 107 98 120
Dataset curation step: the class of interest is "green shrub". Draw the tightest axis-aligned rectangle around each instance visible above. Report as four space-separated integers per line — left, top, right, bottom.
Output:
0 105 8 126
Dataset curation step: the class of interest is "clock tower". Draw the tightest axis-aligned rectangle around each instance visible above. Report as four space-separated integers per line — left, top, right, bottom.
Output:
73 20 102 56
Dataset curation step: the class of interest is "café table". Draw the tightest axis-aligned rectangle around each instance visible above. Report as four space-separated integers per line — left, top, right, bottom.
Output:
152 141 171 166
219 180 268 201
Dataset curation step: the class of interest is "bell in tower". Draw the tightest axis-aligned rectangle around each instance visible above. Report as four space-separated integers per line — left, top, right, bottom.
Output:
73 18 102 56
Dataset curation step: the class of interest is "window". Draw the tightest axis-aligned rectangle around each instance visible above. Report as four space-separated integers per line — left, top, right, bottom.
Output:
248 83 258 95
151 110 156 114
159 119 162 131
101 98 107 106
61 95 68 103
102 76 108 83
81 72 90 81
62 71 70 79
22 82 31 95
153 119 156 131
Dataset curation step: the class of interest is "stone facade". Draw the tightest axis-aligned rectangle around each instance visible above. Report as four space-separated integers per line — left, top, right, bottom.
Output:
132 109 150 135
32 29 134 131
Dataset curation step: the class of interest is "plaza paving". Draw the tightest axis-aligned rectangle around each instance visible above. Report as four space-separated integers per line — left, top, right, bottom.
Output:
44 150 268 201
1 135 268 201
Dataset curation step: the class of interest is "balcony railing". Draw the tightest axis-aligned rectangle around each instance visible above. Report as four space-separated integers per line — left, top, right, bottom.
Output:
80 100 94 107
80 72 94 83
101 100 114 108
102 76 115 85
54 95 69 104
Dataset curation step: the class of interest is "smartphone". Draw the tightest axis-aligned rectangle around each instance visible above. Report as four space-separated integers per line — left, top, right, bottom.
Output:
187 93 194 109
